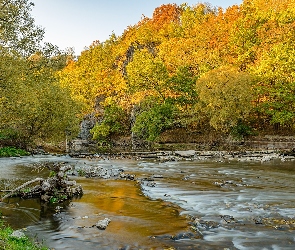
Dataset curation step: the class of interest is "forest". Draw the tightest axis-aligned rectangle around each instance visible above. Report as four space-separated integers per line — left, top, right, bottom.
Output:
1 0 295 150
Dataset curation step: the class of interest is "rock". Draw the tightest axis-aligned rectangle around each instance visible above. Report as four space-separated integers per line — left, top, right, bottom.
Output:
96 218 111 230
220 215 236 223
72 185 83 195
254 217 263 224
41 194 51 202
175 150 196 158
10 230 26 239
41 180 51 192
192 218 220 230
152 175 163 178
171 232 197 240
65 180 77 186
78 113 97 140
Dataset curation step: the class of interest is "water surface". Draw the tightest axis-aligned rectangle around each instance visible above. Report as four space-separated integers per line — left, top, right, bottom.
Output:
1 155 295 249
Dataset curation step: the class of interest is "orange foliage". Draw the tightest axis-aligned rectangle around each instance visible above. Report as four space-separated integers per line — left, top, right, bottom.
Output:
151 4 181 30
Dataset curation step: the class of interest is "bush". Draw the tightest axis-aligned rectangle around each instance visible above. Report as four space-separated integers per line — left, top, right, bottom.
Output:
132 100 176 142
0 147 29 157
231 121 254 140
91 123 111 142
91 103 129 143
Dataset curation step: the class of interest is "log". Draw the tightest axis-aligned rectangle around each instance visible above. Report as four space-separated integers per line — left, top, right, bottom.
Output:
1 178 44 201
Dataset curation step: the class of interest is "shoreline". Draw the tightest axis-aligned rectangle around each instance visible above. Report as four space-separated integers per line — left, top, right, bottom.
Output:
68 148 295 163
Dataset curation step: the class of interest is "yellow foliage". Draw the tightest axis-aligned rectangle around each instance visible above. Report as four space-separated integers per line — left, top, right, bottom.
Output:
197 66 254 131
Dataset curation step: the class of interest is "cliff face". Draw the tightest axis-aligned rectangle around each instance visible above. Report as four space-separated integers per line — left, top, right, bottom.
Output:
77 113 96 141
68 96 106 154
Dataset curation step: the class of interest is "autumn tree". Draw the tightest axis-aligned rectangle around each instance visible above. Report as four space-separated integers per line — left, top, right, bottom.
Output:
234 0 295 128
196 66 254 132
0 0 81 148
58 0 295 146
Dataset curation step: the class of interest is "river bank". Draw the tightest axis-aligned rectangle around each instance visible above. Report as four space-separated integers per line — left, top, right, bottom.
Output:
69 148 295 164
0 219 47 250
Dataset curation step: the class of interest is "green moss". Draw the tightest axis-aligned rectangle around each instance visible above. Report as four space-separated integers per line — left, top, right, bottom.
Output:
0 219 48 250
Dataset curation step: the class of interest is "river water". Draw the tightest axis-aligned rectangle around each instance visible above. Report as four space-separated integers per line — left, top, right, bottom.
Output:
0 155 295 249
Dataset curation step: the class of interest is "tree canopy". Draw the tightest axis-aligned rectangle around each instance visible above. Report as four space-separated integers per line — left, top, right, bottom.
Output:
0 0 81 148
3 0 295 148
59 0 295 143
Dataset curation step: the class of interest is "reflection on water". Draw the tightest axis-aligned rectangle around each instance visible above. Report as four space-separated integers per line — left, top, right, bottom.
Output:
0 155 295 249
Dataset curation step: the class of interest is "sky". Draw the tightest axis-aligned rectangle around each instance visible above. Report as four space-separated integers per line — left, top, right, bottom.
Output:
32 0 242 55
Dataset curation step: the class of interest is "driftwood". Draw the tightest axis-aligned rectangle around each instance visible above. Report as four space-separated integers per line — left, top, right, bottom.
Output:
1 178 44 201
0 163 83 203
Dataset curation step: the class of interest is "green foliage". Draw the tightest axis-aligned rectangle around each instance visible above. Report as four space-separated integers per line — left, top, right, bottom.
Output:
257 82 295 126
49 197 58 204
77 169 86 177
126 49 169 99
231 121 254 140
0 0 45 56
91 103 128 142
0 147 29 157
49 171 56 178
0 51 81 147
0 219 48 250
91 123 111 142
41 1 295 141
167 66 199 105
103 104 128 134
132 100 176 142
0 129 19 143
49 189 67 203
22 188 31 193
252 43 295 126
0 0 82 149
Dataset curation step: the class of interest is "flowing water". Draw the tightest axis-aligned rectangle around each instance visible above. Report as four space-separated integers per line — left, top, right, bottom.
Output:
0 155 295 249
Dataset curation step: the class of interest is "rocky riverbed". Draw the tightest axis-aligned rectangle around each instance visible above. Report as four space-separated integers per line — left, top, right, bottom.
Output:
70 148 295 163
1 152 295 249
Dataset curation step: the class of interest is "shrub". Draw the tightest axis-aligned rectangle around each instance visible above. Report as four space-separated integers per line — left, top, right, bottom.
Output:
0 147 29 157
132 100 176 142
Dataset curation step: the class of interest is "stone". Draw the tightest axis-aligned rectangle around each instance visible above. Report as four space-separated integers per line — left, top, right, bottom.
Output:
10 230 26 239
96 218 111 230
175 150 196 158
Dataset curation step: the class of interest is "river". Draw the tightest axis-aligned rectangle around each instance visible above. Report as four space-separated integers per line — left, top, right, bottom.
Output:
0 154 295 249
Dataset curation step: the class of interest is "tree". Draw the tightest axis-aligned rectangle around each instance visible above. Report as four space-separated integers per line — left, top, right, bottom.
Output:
126 48 169 102
0 0 81 147
91 102 129 143
0 0 44 56
196 66 254 132
131 98 176 142
253 43 295 126
58 37 126 114
0 51 81 147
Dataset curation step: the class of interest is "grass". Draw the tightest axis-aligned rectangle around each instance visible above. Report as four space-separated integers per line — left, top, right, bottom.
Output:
0 147 30 157
0 218 48 250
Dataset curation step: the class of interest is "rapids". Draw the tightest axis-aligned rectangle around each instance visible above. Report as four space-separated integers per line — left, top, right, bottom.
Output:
0 155 295 249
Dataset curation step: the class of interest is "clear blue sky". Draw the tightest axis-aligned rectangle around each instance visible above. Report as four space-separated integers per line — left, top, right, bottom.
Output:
32 1 242 55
